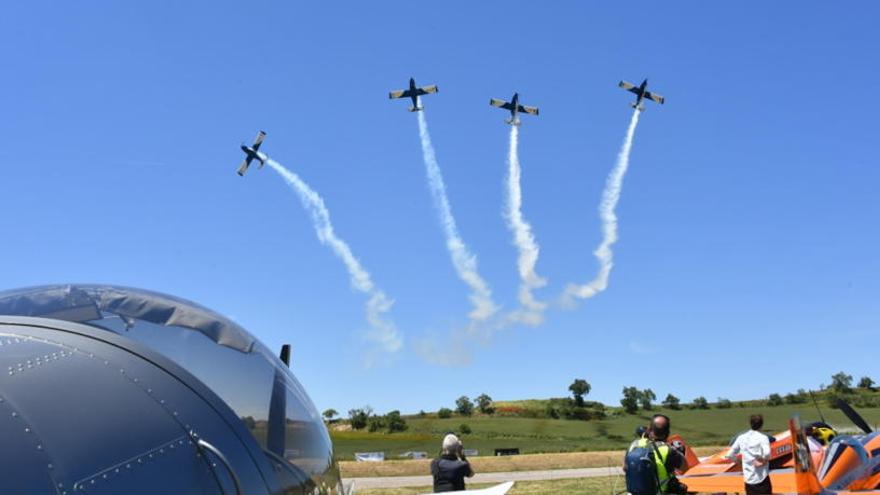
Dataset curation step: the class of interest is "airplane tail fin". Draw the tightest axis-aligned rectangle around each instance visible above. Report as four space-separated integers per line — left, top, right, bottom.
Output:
505 118 520 126
408 106 423 112
631 102 645 111
790 415 827 495
667 434 700 473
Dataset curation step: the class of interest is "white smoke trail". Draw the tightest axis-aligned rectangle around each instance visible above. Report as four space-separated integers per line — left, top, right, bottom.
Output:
416 108 499 322
564 109 642 302
266 159 402 353
505 125 547 325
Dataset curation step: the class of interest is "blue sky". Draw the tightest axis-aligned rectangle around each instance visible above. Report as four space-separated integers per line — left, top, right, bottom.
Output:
1 1 878 415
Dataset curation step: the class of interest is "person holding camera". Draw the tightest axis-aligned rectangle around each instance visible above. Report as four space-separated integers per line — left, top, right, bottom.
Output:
431 433 475 492
624 414 689 495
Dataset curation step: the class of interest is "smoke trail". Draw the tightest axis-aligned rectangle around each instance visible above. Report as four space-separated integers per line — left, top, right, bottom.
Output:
266 159 402 353
505 125 547 325
564 109 642 302
416 108 499 322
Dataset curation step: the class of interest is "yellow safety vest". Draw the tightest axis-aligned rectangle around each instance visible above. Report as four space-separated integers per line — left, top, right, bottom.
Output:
630 438 672 492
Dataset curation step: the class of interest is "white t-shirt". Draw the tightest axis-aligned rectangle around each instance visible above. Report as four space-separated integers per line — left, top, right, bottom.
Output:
727 430 771 485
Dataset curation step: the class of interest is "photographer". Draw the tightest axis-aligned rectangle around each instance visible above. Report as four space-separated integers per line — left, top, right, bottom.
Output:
431 433 475 492
624 414 688 495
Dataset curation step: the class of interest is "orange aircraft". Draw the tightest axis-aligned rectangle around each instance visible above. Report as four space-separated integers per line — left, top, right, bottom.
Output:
680 415 880 494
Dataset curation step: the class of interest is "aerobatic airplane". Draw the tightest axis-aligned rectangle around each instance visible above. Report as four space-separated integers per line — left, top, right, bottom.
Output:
237 130 268 176
388 77 438 111
619 79 665 111
680 404 880 494
489 93 539 126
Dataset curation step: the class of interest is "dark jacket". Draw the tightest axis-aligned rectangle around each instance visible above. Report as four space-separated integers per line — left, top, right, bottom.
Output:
431 454 474 492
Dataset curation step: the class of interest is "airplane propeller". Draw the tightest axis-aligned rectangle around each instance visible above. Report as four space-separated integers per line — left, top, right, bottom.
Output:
835 398 873 434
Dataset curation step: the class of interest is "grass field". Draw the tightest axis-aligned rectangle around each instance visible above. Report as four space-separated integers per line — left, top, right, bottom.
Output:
332 404 880 461
340 448 722 478
357 477 620 495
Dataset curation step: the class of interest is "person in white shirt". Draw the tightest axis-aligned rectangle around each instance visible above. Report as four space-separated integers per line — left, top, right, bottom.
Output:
726 414 772 495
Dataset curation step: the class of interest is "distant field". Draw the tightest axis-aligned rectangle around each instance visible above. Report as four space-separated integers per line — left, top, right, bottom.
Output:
332 404 880 461
357 476 619 495
340 448 722 478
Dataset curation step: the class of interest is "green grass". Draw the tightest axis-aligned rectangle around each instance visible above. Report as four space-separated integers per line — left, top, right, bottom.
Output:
357 476 620 495
332 404 880 460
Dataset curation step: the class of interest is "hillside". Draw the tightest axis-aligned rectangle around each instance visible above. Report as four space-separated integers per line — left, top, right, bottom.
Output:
331 395 880 460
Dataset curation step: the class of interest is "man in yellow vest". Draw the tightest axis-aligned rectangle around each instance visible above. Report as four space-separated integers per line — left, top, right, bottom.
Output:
625 414 688 494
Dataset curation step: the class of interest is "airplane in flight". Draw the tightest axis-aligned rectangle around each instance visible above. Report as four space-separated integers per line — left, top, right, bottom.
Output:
388 77 438 111
237 130 268 176
489 93 539 126
619 79 665 111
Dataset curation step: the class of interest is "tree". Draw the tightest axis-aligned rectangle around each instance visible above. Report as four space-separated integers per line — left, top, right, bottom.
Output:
858 376 876 391
475 394 495 414
691 396 709 410
639 389 657 411
784 393 806 405
831 372 854 393
455 396 474 417
621 386 640 414
459 423 472 435
662 394 681 410
717 398 732 409
767 393 783 406
348 407 371 430
569 379 592 407
385 410 408 433
367 414 385 433
322 408 338 422
438 407 453 419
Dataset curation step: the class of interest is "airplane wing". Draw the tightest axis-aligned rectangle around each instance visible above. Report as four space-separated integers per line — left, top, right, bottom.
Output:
416 84 439 96
643 91 665 104
682 469 800 493
517 105 539 116
389 89 413 99
420 482 514 495
618 80 638 92
236 157 253 176
490 98 515 111
252 131 266 151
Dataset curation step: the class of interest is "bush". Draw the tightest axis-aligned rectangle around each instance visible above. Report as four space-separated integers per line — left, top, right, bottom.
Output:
455 396 474 417
858 376 876 391
459 423 472 435
438 408 453 419
716 398 732 409
349 407 371 430
767 394 783 406
691 396 709 410
784 392 806 404
385 410 408 433
367 415 385 433
545 403 561 419
663 394 681 410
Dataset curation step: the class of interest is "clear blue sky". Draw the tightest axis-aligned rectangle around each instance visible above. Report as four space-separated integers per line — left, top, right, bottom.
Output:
2 1 878 415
